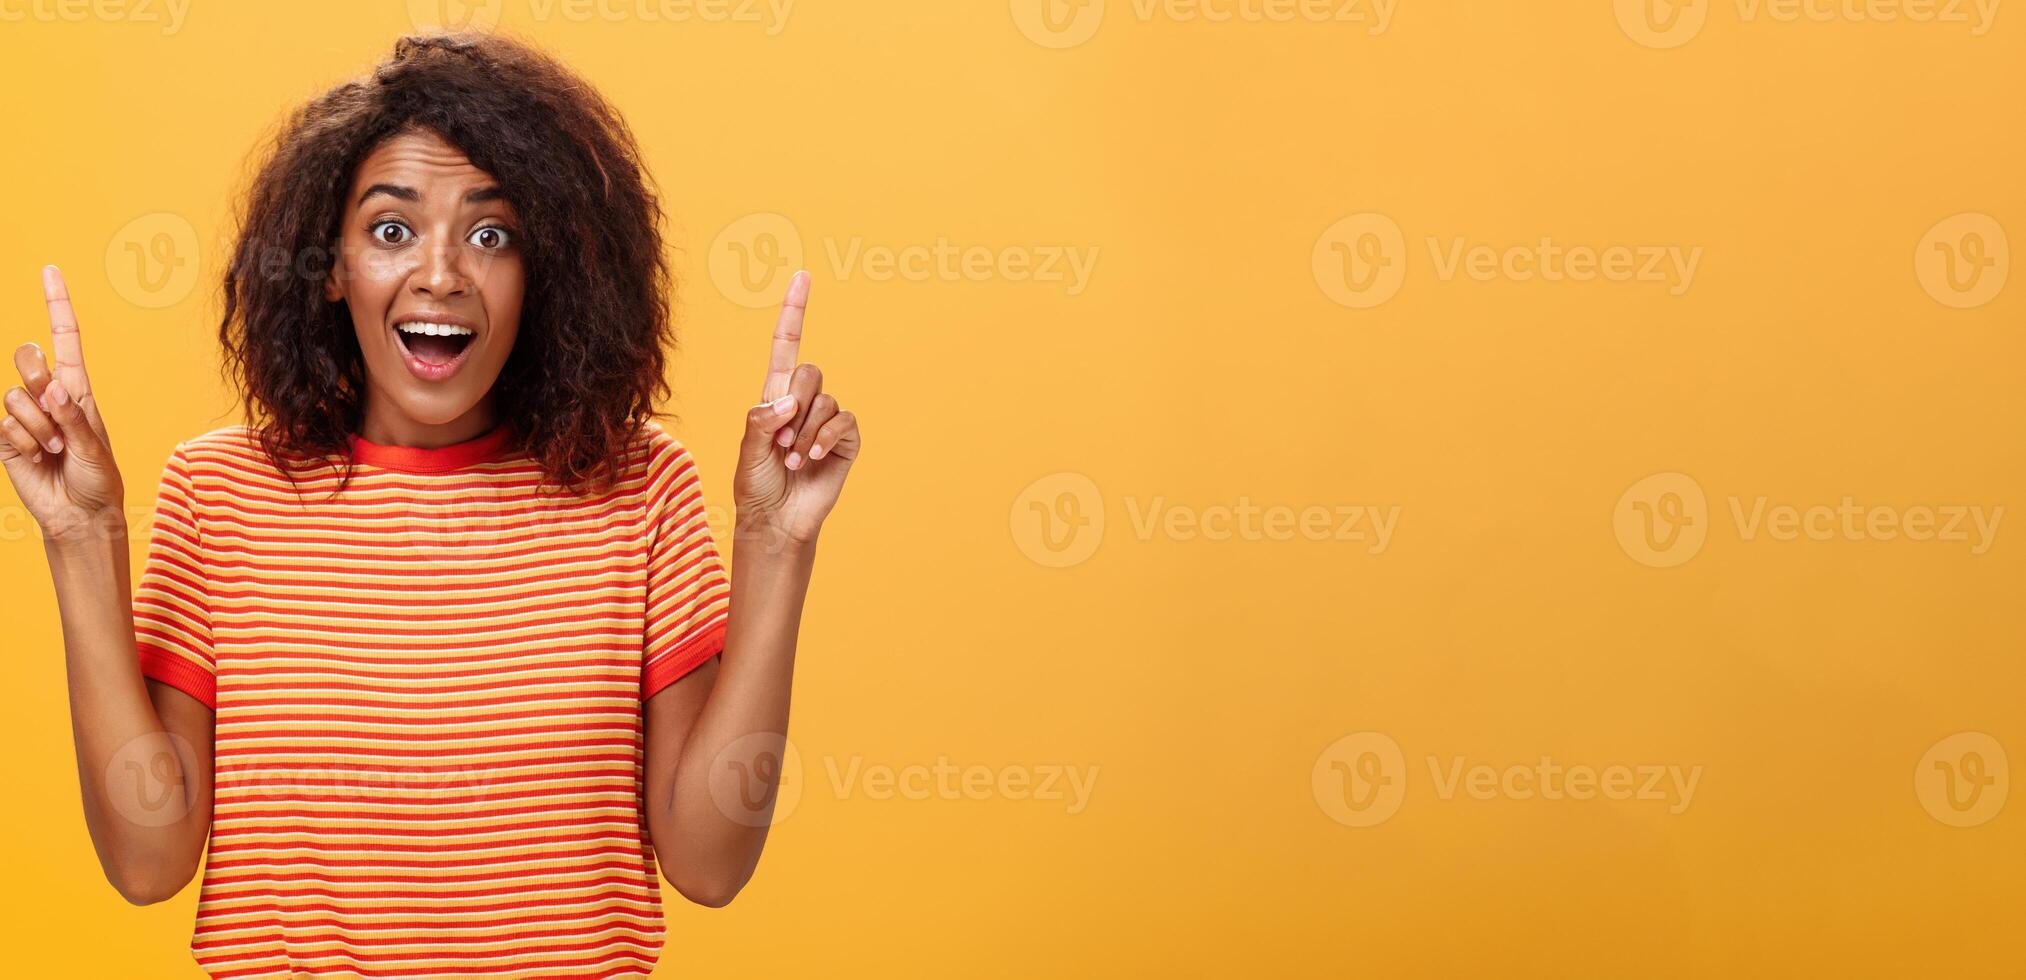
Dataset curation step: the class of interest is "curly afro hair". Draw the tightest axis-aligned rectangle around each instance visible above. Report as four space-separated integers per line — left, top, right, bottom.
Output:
220 30 674 497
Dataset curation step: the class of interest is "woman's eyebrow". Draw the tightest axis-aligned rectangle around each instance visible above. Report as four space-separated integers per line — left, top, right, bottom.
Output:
357 183 418 207
354 184 505 208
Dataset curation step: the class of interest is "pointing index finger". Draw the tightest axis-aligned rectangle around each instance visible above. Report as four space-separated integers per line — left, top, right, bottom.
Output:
762 270 810 403
42 265 91 398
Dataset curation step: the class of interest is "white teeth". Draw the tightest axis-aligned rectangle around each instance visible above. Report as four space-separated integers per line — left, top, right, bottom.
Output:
395 321 475 337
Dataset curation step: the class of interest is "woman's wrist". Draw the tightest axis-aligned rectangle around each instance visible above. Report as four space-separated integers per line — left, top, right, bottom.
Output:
44 506 128 558
43 509 129 565
731 511 818 560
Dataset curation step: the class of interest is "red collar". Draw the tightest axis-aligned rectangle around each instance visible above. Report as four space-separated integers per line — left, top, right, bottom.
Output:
346 423 514 473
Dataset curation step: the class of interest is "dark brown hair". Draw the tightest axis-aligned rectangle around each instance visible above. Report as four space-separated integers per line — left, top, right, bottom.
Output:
220 31 674 497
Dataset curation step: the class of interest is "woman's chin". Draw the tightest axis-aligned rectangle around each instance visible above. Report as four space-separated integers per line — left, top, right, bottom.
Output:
377 384 486 430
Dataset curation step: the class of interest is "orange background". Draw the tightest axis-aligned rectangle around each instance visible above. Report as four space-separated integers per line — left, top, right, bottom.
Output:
1 1 2021 976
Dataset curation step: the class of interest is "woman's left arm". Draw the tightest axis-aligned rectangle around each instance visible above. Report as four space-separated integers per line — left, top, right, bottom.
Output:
642 270 859 907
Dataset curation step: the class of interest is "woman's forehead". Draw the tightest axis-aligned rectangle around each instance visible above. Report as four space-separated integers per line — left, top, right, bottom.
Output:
350 129 500 200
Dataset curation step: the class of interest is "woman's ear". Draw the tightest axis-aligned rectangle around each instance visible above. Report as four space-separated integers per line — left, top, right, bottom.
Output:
324 250 345 303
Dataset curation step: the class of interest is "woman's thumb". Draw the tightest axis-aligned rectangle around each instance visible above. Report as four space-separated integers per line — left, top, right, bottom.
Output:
42 380 106 461
741 394 797 467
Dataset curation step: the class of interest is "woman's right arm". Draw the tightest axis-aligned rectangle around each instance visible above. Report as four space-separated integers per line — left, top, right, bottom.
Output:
50 531 215 906
6 266 213 905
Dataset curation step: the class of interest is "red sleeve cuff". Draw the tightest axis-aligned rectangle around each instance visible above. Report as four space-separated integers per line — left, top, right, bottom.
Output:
137 643 217 711
641 619 728 701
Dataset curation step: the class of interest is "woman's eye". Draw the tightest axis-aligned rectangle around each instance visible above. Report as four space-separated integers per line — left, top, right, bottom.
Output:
370 221 412 246
469 226 511 250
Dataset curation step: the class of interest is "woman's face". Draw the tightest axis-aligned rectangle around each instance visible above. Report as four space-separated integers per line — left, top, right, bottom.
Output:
326 128 524 443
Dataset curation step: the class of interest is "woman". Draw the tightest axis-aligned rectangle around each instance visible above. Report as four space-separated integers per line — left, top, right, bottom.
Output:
3 32 857 978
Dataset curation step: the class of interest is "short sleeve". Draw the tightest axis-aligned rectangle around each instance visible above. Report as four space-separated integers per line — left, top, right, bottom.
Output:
639 430 732 701
133 441 216 710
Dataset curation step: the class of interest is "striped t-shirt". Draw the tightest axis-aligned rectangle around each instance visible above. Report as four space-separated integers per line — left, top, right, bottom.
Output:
132 419 732 978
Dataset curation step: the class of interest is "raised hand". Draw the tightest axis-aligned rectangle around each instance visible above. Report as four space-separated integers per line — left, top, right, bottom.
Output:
2 266 124 543
733 270 860 546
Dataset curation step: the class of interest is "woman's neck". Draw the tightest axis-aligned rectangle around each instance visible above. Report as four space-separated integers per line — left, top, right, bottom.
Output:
355 391 499 448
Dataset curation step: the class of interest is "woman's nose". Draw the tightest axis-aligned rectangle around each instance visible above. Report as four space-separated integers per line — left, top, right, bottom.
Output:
412 242 470 298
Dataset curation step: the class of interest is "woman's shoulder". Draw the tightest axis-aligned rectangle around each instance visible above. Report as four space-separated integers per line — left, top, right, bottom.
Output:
174 423 263 455
140 425 279 505
627 416 701 468
167 424 328 486
624 416 709 499
165 423 267 470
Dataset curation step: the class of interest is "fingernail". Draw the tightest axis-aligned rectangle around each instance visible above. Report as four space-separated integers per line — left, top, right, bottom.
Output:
46 436 64 454
777 427 794 448
786 451 802 470
809 444 826 460
48 382 69 407
30 451 42 464
770 394 795 416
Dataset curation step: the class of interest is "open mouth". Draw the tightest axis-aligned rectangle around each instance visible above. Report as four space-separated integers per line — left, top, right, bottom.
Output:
392 319 478 380
395 321 476 364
